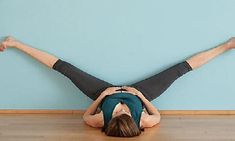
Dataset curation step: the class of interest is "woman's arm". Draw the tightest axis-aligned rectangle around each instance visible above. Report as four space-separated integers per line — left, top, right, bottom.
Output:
82 93 106 128
0 36 58 68
137 94 161 127
83 87 121 127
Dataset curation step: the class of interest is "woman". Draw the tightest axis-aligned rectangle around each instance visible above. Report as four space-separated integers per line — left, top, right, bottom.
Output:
0 36 234 137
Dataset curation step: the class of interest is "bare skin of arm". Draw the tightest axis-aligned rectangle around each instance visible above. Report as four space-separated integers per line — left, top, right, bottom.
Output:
0 36 58 68
121 86 161 128
82 87 121 128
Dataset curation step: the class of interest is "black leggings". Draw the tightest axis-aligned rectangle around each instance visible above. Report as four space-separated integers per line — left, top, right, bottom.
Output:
52 59 192 101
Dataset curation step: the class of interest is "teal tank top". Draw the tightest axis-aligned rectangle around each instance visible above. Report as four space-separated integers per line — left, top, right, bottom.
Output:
100 92 143 129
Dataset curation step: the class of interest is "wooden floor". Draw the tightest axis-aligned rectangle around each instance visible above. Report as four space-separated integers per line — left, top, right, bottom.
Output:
0 114 235 141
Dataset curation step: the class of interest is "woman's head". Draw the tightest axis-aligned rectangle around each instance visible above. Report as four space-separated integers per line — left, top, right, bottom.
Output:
103 114 141 137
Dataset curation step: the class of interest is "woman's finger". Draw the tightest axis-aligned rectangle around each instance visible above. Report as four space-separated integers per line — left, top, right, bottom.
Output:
111 87 122 90
104 87 120 94
122 86 130 89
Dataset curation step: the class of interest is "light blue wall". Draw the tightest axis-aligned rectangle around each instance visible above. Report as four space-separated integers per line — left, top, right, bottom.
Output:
0 0 234 110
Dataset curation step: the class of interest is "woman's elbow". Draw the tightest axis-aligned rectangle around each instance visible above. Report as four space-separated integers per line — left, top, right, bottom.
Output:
82 115 103 128
158 115 161 123
83 117 95 127
153 115 161 126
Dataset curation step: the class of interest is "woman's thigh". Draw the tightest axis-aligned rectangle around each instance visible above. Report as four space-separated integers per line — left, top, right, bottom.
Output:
130 61 192 101
53 59 114 100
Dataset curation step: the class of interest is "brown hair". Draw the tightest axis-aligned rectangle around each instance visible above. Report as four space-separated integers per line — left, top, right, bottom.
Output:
103 114 142 137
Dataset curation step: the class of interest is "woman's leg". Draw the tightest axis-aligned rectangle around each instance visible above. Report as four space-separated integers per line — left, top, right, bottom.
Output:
1 36 58 68
0 36 113 100
53 59 113 100
130 38 234 101
186 40 231 69
52 59 113 100
130 61 192 101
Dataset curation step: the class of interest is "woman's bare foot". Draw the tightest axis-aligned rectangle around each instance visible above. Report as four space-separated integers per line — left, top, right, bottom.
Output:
0 36 20 52
225 37 235 49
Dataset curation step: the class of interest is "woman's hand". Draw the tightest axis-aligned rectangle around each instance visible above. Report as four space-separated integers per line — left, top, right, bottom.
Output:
0 36 20 52
100 86 122 97
121 86 145 98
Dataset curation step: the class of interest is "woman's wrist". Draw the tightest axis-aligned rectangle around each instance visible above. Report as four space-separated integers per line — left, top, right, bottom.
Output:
136 92 146 100
98 92 108 100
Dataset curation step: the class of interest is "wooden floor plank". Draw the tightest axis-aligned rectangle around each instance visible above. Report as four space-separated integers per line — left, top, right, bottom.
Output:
0 114 235 141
